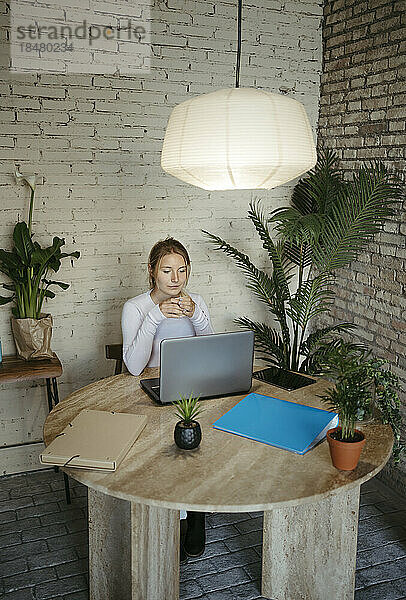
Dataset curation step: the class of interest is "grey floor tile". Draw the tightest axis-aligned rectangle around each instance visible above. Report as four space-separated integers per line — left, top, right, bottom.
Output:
0 471 405 600
3 567 57 593
0 531 22 548
31 471 62 483
357 540 406 569
359 491 387 506
47 531 88 551
56 558 88 579
62 592 89 600
0 511 17 524
28 547 78 570
40 509 84 527
0 474 28 491
1 517 41 536
0 489 11 502
375 499 406 514
16 502 60 520
179 578 205 599
58 496 87 510
243 561 261 581
10 483 51 499
71 485 87 498
224 531 262 552
0 498 34 514
0 558 28 578
75 545 89 560
3 588 35 599
361 480 383 494
180 556 218 582
355 581 405 600
206 524 241 543
35 575 87 599
21 522 67 543
358 527 406 552
65 519 88 534
188 541 230 561
394 576 406 594
234 516 263 535
358 512 406 536
357 557 406 586
207 513 252 528
0 540 49 563
32 490 69 506
204 589 235 600
206 580 263 600
208 548 259 573
359 504 384 520
198 567 251 594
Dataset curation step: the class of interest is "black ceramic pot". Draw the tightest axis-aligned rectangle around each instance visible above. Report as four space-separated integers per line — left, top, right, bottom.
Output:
174 420 202 450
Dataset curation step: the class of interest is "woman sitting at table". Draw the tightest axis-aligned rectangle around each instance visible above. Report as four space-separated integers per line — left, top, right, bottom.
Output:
121 237 214 563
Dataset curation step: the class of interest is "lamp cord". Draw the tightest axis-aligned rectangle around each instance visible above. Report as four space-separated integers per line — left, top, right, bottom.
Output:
235 0 242 88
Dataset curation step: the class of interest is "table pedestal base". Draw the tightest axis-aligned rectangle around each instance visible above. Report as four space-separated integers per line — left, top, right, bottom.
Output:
262 487 360 600
88 489 180 600
89 486 360 600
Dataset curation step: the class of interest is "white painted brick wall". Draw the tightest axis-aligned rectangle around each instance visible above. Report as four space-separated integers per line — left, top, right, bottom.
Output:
0 0 322 474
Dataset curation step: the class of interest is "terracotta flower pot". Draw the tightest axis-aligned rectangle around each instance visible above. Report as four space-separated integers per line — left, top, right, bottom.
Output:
326 427 366 471
174 420 202 450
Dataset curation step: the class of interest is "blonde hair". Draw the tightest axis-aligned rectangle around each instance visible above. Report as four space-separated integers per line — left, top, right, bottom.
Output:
148 237 191 289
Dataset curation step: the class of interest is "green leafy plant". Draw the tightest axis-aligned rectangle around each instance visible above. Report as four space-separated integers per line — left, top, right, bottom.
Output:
202 149 403 374
0 171 80 319
319 344 373 441
173 393 202 424
319 342 404 460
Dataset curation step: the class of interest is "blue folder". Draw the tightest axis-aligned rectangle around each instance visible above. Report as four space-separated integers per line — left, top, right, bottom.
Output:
212 392 339 455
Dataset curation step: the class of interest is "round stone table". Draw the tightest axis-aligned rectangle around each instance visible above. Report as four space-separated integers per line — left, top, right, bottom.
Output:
43 368 393 600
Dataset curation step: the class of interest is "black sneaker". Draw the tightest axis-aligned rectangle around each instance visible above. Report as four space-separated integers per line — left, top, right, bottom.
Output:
184 511 206 558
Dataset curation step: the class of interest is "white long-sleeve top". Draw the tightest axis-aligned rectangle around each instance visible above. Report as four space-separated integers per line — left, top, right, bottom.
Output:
121 290 214 376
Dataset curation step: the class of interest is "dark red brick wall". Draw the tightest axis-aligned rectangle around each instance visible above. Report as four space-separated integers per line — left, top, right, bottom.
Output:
318 0 406 493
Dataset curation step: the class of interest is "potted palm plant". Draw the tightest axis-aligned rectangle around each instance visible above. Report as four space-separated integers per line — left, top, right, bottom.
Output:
319 342 404 470
202 149 403 375
0 171 80 360
173 394 202 450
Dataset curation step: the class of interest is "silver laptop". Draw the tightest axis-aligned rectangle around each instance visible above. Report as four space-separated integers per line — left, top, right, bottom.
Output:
140 330 254 404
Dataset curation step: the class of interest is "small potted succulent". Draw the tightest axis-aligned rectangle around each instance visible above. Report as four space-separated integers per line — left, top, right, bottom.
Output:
319 342 404 470
173 393 202 450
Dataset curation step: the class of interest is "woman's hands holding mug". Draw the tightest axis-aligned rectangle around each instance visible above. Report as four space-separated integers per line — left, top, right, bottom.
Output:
159 292 195 319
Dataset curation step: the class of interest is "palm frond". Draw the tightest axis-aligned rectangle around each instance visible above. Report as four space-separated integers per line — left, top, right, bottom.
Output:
201 231 280 309
314 164 403 273
301 338 368 375
268 209 324 249
270 149 343 221
284 241 313 268
247 200 294 296
235 317 290 368
300 323 357 356
286 276 334 330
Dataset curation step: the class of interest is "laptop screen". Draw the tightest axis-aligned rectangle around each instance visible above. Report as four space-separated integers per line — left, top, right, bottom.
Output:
158 331 254 404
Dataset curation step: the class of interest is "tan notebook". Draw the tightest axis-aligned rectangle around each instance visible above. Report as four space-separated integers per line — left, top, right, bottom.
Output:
40 410 147 471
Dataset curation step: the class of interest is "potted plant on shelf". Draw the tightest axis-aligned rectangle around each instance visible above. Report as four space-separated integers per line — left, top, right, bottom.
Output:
319 342 404 470
202 149 403 376
173 393 202 450
0 170 80 360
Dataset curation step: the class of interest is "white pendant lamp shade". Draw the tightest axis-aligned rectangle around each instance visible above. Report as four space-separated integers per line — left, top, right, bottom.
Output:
161 87 317 191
